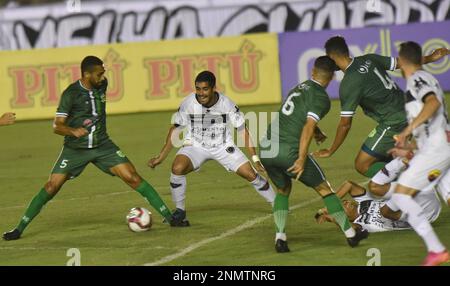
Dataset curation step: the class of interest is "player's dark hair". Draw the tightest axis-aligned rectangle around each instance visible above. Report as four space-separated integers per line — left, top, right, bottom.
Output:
81 56 103 75
314 56 339 74
325 36 350 57
195 70 216 88
399 41 422 65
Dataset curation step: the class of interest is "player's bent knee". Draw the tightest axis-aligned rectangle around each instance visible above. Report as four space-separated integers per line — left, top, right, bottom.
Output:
172 164 189 175
44 181 61 196
123 172 141 187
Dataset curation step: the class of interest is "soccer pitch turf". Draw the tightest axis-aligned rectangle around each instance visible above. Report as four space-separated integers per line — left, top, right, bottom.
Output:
0 95 449 266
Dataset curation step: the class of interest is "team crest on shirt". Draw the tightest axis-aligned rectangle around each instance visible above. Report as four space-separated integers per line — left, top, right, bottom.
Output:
226 146 235 153
116 150 126 158
427 169 441 182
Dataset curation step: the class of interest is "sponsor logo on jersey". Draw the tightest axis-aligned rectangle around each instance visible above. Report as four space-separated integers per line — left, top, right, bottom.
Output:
428 169 442 182
226 146 235 153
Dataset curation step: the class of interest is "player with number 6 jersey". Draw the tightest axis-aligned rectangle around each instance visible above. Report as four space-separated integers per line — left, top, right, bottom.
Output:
261 56 369 253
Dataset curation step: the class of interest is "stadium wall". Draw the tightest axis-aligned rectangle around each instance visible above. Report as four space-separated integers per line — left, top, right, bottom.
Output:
0 33 281 120
1 0 449 51
279 20 450 99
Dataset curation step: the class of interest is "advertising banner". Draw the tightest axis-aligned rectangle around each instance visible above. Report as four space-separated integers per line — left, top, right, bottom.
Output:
0 33 281 120
278 21 450 99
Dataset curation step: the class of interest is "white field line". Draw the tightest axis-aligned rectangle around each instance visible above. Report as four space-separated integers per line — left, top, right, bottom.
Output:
144 180 370 266
144 196 323 266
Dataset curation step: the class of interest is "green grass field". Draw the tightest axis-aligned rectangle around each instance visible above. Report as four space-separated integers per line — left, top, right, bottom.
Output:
0 95 449 266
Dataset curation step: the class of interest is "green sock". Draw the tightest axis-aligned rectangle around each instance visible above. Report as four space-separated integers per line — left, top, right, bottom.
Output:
323 194 352 232
135 180 172 220
273 193 289 233
17 188 54 233
363 162 386 178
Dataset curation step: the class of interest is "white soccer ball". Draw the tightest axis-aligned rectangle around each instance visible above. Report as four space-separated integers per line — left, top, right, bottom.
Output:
126 207 152 232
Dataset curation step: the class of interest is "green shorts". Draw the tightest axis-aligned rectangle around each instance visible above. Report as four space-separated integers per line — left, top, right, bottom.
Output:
260 143 326 190
361 123 407 161
51 140 130 179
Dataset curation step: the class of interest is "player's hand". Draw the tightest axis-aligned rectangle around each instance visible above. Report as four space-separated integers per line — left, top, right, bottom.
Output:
71 127 88 138
393 129 411 148
312 148 333 158
388 147 414 160
314 129 327 145
148 155 163 169
287 158 305 180
428 47 450 62
0 112 16 126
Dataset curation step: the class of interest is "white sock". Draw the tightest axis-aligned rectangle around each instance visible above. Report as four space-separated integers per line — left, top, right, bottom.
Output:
250 174 276 204
275 232 287 242
392 193 445 253
344 227 356 238
170 173 187 210
371 158 406 185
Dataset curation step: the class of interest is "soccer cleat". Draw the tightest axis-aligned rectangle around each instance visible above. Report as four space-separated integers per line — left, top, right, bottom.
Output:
347 228 369 248
275 239 290 253
169 208 190 227
2 228 21 241
422 250 449 266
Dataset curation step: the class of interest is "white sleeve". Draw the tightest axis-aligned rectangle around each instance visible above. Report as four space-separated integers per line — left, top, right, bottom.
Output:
354 221 388 233
173 99 189 127
410 74 435 103
226 98 245 128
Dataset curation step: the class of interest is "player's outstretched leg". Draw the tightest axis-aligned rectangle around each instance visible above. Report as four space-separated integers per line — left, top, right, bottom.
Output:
317 182 369 247
392 190 448 266
3 174 67 241
273 192 290 253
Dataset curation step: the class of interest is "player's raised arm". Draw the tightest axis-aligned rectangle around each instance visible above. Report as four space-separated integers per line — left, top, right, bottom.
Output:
394 47 449 69
53 116 88 138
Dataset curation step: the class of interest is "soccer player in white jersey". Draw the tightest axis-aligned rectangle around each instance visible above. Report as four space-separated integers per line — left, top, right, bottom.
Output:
148 71 275 224
315 180 441 233
389 41 450 266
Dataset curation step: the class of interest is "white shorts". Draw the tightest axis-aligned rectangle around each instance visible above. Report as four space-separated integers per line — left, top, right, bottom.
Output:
435 170 450 202
176 144 249 172
397 149 450 191
386 182 441 223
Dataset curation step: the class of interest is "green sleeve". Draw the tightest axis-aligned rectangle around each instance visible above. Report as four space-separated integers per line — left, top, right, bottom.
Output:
366 54 397 71
56 89 74 117
339 76 362 118
307 93 330 122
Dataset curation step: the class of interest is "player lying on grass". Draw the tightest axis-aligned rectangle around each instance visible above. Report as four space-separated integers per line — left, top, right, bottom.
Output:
315 180 442 233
